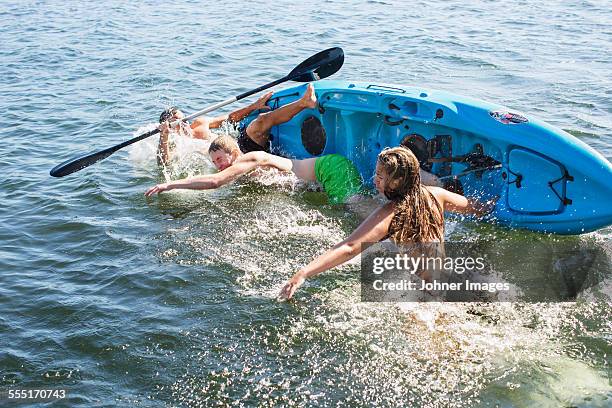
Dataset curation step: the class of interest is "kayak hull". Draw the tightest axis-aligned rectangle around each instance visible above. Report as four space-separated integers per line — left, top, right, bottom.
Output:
243 80 612 235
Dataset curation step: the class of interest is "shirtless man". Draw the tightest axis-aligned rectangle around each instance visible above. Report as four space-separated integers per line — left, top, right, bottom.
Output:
146 84 441 203
156 91 273 165
146 85 365 204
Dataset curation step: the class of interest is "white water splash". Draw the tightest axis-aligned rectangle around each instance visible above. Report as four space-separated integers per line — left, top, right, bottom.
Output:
127 123 214 180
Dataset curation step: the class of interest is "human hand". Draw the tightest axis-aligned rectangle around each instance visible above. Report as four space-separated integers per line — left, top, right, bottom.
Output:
279 271 306 300
254 91 273 111
144 183 171 197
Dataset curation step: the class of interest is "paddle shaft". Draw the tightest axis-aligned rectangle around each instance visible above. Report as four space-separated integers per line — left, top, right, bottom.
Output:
50 47 344 177
49 76 293 177
123 75 292 148
183 75 290 122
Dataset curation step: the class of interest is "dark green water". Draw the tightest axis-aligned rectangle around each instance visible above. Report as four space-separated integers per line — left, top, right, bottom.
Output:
0 0 610 406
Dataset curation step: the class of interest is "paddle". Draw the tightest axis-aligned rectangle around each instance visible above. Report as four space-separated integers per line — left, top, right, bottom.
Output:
50 47 344 178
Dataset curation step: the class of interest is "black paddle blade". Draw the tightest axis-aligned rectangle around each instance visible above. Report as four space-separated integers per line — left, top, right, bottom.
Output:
50 148 116 177
50 48 342 178
50 127 161 177
288 47 344 82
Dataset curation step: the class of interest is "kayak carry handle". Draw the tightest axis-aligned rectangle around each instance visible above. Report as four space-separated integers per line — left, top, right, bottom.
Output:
384 115 404 126
367 84 406 93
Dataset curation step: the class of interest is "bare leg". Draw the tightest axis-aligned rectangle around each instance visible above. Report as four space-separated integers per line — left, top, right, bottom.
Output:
290 158 318 182
246 84 317 146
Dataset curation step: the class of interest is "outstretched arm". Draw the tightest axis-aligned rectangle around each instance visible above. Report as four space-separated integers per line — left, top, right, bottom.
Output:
429 186 497 216
144 152 293 196
157 122 172 166
204 92 274 129
280 203 395 299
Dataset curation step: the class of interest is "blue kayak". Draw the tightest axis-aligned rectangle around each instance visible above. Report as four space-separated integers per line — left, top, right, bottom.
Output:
243 80 612 235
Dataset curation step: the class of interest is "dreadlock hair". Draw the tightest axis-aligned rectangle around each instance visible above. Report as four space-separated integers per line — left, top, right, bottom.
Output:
377 146 444 243
159 106 179 123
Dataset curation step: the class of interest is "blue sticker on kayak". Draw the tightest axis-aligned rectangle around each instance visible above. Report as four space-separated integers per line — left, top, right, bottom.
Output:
490 111 528 124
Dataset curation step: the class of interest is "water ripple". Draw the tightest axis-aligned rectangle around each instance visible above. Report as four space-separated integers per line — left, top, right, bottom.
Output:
0 0 610 406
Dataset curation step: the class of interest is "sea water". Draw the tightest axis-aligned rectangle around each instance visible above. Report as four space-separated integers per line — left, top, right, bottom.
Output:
0 0 610 406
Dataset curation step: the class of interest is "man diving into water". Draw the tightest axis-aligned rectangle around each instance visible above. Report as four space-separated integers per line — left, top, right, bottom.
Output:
146 84 441 204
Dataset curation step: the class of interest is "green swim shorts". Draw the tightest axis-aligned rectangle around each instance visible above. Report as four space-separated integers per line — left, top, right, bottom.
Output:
314 154 363 204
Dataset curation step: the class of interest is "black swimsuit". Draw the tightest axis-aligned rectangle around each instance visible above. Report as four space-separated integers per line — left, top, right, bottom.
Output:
237 122 271 153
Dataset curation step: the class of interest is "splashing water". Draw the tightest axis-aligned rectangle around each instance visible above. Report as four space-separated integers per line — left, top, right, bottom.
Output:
147 168 610 407
128 123 214 180
3 0 612 406
126 125 610 406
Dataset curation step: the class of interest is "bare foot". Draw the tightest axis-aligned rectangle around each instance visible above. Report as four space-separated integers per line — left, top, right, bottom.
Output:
300 84 317 109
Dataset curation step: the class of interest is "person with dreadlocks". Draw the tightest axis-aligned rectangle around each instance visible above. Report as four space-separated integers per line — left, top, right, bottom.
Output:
279 146 496 300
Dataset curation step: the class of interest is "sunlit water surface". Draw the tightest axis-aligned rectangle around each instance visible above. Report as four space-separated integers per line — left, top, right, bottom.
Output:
0 0 610 406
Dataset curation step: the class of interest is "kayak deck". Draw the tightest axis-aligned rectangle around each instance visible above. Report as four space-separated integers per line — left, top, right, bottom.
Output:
242 80 612 235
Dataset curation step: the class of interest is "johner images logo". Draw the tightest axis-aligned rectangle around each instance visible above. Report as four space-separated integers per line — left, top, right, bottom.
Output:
360 241 608 303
